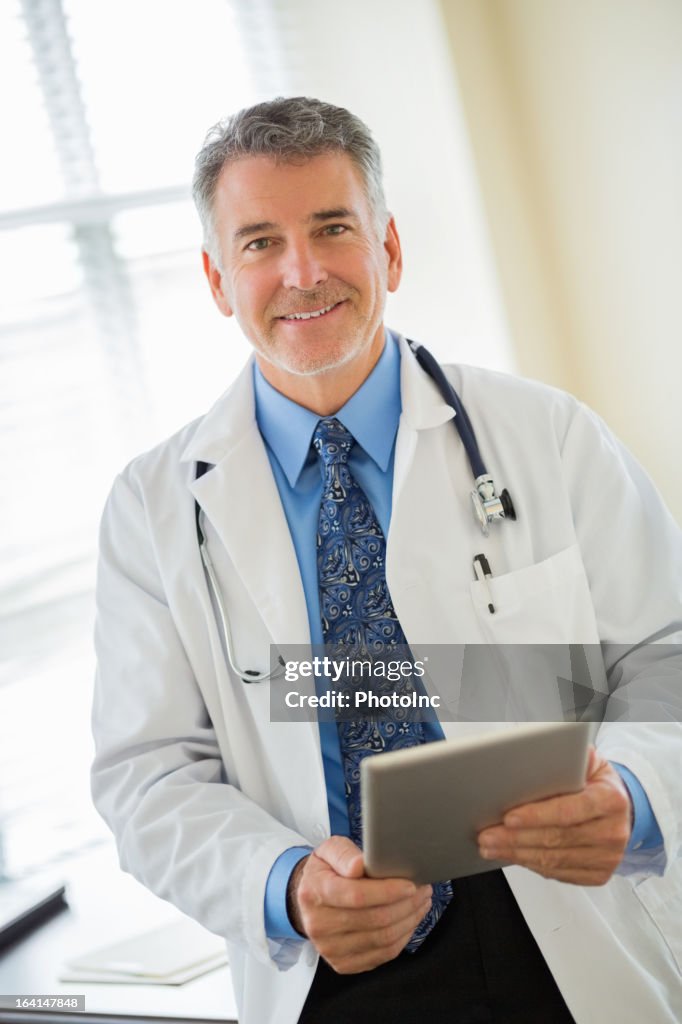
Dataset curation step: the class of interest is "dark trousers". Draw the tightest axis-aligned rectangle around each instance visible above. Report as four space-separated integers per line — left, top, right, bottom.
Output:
297 870 575 1024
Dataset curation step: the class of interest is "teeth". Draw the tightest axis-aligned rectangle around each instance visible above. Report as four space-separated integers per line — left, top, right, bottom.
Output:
283 303 336 321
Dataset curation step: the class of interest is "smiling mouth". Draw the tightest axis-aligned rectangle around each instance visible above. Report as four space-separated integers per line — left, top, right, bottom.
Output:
278 301 343 322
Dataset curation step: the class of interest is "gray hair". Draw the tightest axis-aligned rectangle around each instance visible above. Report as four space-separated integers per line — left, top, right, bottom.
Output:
192 96 390 262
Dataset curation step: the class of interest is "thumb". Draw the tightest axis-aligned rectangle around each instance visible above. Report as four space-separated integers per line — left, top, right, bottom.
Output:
586 744 608 780
313 835 365 879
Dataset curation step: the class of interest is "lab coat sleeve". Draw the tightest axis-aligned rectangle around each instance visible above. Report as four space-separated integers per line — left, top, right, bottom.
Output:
91 470 311 969
560 401 682 873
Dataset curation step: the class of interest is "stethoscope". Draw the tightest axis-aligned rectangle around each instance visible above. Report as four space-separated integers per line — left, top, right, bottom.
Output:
406 339 516 533
194 340 516 682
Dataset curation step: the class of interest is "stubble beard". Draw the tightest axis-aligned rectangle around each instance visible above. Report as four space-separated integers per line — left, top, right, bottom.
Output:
255 299 384 379
256 324 372 378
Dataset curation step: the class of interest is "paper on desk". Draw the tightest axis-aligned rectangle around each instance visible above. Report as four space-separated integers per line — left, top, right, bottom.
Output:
58 953 227 986
59 919 228 985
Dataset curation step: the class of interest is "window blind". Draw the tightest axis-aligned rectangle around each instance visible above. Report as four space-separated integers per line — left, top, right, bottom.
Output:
0 0 267 878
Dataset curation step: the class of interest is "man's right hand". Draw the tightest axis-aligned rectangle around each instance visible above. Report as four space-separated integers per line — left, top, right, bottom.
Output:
286 836 433 974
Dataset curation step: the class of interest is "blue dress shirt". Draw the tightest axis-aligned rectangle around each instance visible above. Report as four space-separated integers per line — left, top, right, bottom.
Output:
254 331 662 941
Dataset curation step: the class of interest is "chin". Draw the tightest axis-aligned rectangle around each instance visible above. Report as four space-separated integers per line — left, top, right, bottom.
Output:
261 339 367 378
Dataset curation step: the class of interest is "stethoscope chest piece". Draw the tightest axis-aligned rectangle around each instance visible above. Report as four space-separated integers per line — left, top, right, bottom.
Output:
471 474 517 536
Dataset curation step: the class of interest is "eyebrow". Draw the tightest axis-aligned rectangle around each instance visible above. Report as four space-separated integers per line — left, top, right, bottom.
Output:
311 207 359 223
233 207 360 242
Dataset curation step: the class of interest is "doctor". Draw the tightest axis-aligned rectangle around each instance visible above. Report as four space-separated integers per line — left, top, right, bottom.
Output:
92 97 682 1024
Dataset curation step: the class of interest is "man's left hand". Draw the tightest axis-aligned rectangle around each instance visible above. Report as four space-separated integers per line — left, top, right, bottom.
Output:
477 747 633 885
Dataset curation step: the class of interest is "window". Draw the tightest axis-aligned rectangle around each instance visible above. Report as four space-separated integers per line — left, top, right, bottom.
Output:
0 0 264 879
0 0 512 880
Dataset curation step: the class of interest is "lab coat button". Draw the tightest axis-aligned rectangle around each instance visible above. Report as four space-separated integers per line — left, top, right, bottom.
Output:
312 823 329 842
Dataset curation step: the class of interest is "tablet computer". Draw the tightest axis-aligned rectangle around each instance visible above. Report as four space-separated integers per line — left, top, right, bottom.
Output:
362 722 595 883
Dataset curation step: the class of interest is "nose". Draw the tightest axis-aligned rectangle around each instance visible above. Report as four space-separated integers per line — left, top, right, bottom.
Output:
280 238 328 291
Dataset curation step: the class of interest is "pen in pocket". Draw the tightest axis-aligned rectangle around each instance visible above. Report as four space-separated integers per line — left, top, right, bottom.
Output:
473 553 495 614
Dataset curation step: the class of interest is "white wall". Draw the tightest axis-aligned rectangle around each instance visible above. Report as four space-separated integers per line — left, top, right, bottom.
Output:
441 0 682 519
236 0 514 371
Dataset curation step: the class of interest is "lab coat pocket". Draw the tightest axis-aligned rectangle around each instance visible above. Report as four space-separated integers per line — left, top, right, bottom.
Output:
633 861 682 973
469 543 600 645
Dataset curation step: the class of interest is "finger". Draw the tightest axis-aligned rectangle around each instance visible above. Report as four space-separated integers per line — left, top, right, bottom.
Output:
503 792 598 829
332 889 433 937
586 745 600 777
499 778 622 835
313 835 365 879
532 865 622 886
309 890 432 950
501 753 627 831
480 816 626 853
305 861 424 911
318 896 433 973
488 843 626 881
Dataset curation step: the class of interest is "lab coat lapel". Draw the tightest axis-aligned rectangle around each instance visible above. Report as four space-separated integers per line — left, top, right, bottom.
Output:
184 339 459 652
182 360 311 651
387 335 471 643
181 360 325 835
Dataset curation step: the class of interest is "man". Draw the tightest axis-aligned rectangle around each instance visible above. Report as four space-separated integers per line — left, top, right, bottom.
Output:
92 98 682 1023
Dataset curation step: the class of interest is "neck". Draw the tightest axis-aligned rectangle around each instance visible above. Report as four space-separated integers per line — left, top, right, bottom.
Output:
256 333 385 415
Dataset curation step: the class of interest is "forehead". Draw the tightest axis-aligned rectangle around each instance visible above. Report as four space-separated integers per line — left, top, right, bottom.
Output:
212 151 370 232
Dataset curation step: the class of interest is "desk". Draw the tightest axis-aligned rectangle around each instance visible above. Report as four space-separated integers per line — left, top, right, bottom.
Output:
0 845 238 1023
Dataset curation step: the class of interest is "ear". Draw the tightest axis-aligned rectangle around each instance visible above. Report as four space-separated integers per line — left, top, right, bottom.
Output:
202 249 234 317
384 215 403 293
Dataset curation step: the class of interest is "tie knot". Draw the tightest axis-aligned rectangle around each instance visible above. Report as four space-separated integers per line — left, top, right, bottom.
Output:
312 417 354 467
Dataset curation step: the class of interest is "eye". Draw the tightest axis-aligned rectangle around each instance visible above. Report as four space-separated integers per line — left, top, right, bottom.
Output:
323 224 348 236
246 237 271 251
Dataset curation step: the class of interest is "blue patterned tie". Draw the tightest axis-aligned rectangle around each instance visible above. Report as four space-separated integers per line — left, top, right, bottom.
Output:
313 417 453 952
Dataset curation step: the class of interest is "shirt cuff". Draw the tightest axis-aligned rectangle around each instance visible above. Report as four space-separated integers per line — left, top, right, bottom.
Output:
263 846 313 941
611 761 663 852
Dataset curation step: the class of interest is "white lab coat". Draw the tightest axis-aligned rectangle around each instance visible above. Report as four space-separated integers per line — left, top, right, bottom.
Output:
92 334 682 1024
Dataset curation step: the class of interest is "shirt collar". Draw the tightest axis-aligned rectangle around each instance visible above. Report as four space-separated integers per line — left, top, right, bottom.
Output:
253 330 402 487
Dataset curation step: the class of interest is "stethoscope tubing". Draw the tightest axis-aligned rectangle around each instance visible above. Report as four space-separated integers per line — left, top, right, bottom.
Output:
194 340 511 681
407 339 488 480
